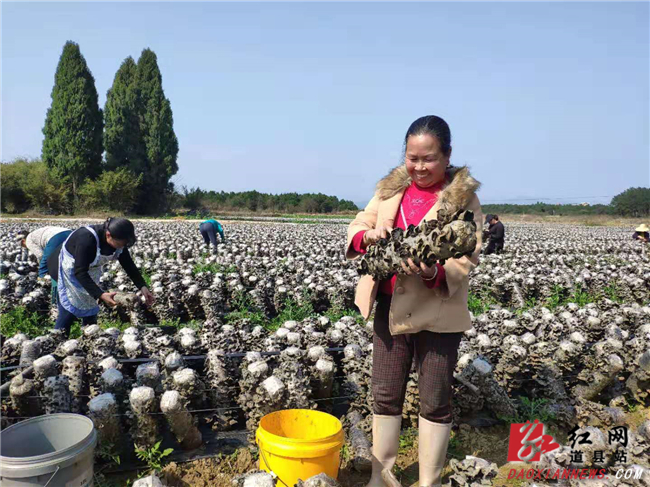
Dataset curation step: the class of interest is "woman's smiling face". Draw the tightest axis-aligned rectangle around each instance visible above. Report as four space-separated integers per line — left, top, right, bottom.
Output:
404 133 450 188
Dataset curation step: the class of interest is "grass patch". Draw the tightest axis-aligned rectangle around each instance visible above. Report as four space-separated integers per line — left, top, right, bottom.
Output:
543 284 597 310
192 261 222 275
224 309 268 328
447 430 463 459
286 219 324 224
340 443 351 465
272 295 315 329
398 427 417 453
514 296 539 316
1 307 135 339
225 292 354 332
467 280 621 317
224 292 269 328
544 285 569 310
603 283 624 303
191 260 237 276
0 306 51 337
98 317 132 332
498 396 556 424
468 291 499 316
141 269 152 288
67 321 87 339
602 256 627 267
159 318 202 331
567 285 593 307
624 399 640 413
323 305 365 326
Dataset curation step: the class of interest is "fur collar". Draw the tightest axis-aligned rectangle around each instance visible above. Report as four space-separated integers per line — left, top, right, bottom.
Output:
375 164 481 213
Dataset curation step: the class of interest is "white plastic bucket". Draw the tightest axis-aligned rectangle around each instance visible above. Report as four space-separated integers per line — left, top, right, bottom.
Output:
0 413 97 486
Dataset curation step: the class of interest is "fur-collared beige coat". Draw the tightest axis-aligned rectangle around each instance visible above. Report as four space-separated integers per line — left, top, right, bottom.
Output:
346 165 483 335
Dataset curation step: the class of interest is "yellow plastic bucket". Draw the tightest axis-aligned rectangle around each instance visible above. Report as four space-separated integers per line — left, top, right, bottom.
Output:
256 409 345 486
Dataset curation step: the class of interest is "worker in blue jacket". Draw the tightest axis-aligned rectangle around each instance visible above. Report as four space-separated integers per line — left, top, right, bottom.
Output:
199 219 225 249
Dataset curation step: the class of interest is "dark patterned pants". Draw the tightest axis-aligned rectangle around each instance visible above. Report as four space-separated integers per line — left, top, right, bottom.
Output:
372 293 463 423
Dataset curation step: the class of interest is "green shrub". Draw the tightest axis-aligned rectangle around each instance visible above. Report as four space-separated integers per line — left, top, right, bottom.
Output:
78 168 142 213
0 158 70 214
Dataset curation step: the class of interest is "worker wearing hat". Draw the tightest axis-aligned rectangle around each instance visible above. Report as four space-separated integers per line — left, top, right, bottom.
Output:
633 224 649 243
46 217 154 336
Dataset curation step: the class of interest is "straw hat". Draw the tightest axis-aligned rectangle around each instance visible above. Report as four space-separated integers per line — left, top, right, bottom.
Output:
636 224 649 232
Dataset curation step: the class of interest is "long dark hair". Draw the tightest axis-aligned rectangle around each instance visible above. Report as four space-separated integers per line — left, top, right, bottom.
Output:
103 217 136 246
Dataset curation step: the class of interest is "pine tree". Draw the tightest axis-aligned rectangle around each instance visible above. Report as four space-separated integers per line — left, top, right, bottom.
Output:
104 57 145 173
42 41 103 203
135 48 179 214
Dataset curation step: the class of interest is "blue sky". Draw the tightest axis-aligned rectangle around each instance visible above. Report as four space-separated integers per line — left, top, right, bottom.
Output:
2 2 648 207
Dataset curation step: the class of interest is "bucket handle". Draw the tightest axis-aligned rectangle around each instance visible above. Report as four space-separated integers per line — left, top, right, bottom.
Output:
258 442 291 487
43 466 60 487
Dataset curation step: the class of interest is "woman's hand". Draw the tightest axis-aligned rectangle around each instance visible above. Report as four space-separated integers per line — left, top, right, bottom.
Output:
140 287 155 307
400 258 438 279
100 292 118 308
362 226 393 248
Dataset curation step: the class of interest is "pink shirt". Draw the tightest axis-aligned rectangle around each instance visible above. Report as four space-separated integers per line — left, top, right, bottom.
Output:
352 180 447 294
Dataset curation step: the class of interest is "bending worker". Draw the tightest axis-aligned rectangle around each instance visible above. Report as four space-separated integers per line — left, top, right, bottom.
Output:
20 226 72 278
485 214 505 255
199 218 225 249
20 226 73 305
632 224 649 243
47 217 154 336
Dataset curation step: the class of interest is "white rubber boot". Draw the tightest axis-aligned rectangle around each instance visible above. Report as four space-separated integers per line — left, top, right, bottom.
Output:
418 415 452 487
366 414 402 487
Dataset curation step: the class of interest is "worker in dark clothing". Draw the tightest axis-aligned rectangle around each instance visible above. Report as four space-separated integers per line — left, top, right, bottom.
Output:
632 224 649 242
484 214 505 255
47 217 154 336
199 219 225 249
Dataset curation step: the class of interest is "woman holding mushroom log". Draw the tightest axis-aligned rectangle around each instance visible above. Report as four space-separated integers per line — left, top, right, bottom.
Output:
346 115 483 487
47 217 155 336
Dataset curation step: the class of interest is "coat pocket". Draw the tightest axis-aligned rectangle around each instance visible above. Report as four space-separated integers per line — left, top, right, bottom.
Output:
389 288 443 334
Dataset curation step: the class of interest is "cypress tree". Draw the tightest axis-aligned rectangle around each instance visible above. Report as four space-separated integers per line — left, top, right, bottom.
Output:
104 56 145 173
135 48 179 214
42 41 103 202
